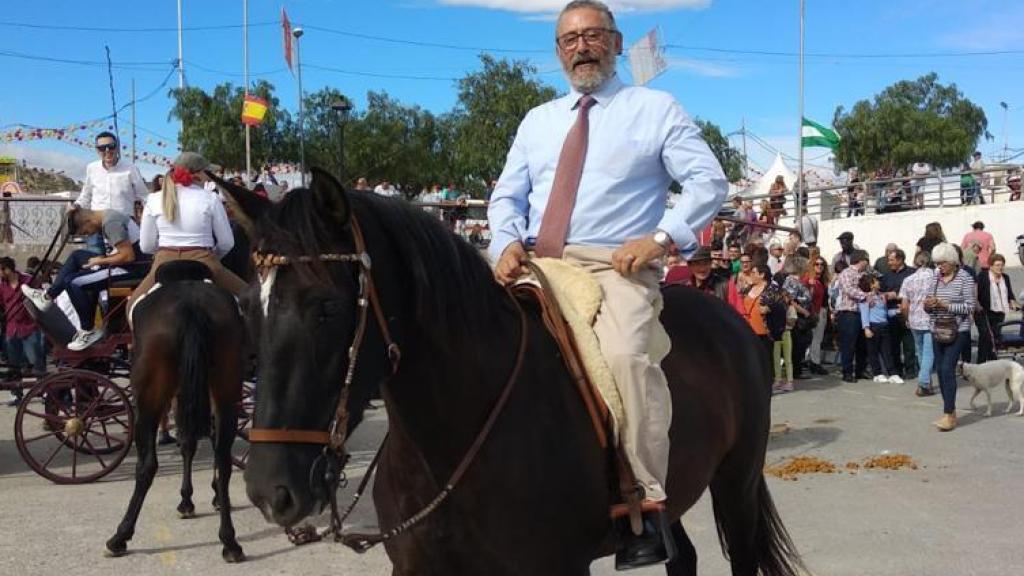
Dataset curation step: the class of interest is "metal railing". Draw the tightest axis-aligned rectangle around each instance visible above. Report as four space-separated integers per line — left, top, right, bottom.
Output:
732 166 1021 222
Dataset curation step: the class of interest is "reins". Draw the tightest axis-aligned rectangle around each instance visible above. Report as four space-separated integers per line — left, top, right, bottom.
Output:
336 288 528 552
248 213 530 551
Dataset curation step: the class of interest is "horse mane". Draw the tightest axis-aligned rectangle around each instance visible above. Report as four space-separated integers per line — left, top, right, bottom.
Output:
262 188 503 349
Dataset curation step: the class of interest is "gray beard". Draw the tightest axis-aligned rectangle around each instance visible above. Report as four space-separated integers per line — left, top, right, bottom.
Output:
566 62 615 93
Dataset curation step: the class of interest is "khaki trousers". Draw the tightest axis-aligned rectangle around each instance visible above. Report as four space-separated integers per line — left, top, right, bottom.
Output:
561 245 672 501
129 249 249 308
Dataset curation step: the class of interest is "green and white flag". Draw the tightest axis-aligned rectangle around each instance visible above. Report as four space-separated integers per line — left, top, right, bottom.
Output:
801 117 840 150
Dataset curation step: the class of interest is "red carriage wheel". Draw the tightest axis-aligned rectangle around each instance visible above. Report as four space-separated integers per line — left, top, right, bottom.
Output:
231 380 255 470
14 370 134 484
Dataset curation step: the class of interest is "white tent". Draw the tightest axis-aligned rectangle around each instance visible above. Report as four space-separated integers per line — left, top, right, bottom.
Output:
743 153 797 199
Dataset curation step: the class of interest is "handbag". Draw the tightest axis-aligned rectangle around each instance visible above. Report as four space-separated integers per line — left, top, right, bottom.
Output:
930 274 959 344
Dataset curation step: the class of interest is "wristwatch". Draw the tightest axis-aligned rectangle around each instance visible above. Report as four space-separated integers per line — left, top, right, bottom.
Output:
652 229 673 250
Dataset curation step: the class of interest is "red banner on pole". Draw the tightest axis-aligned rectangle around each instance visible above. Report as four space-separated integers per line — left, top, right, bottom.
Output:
282 8 293 73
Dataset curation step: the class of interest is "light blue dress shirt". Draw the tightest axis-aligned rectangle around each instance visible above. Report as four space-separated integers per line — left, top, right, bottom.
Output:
487 75 728 261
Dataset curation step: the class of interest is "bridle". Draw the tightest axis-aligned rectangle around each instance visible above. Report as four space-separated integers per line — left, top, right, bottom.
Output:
247 214 401 539
246 212 530 552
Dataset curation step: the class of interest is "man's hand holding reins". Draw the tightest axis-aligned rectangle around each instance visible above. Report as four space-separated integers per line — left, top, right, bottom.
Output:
495 241 530 286
612 236 666 277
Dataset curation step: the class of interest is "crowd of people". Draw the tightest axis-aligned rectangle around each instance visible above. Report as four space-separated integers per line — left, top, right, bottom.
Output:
667 218 1022 432
841 152 1022 218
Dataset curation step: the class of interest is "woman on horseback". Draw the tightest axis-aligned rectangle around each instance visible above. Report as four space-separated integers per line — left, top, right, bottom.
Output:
129 152 249 308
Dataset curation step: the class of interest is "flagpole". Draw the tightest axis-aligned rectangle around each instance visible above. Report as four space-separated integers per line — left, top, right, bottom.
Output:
293 26 306 187
243 0 252 181
177 0 185 134
796 0 805 222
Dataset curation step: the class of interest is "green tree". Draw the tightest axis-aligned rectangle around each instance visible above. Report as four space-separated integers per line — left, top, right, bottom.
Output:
450 55 557 195
694 118 745 182
832 73 990 172
296 87 351 181
341 91 446 192
169 80 293 171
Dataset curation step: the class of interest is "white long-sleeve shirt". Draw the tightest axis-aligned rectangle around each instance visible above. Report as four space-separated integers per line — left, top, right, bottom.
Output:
76 159 148 216
139 184 235 258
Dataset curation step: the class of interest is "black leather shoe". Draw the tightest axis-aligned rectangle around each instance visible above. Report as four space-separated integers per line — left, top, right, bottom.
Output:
842 375 856 384
614 509 678 570
809 363 829 375
855 373 870 381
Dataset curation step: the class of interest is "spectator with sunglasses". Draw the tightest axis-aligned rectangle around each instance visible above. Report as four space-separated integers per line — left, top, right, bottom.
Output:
74 132 148 254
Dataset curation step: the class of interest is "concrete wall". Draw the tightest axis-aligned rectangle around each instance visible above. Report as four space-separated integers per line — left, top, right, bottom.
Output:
804 202 1024 266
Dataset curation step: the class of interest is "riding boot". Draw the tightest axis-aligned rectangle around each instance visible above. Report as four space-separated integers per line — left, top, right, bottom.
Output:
614 507 678 570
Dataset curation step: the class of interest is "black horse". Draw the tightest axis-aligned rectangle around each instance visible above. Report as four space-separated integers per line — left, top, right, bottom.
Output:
237 169 803 576
106 261 246 562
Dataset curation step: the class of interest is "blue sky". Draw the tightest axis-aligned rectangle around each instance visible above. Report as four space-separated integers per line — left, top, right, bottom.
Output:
2 0 1023 180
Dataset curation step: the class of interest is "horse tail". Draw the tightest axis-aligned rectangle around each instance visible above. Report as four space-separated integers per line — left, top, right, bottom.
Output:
752 476 803 576
174 301 212 440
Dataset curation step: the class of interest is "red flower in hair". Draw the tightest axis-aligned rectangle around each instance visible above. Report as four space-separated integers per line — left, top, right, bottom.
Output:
171 165 194 187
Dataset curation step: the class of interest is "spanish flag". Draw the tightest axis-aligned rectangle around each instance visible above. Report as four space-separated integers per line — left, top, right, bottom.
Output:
241 95 269 126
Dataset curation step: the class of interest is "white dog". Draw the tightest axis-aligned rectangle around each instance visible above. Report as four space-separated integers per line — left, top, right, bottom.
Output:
958 360 1024 417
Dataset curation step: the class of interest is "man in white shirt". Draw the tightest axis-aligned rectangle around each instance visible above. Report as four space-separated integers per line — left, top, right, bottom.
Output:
798 212 818 246
768 242 785 275
488 1 726 566
910 161 930 209
373 179 400 198
75 132 148 253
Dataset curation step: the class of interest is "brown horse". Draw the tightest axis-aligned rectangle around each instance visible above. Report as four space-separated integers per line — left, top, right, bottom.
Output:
105 260 247 562
238 169 803 576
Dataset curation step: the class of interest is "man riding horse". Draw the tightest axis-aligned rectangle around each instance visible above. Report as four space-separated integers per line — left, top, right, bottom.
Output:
489 0 727 567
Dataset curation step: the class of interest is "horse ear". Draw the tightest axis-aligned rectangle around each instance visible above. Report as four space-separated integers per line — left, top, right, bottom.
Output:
206 171 271 222
309 167 351 225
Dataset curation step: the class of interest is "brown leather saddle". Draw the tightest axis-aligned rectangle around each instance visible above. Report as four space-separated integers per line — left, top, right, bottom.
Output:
512 261 659 533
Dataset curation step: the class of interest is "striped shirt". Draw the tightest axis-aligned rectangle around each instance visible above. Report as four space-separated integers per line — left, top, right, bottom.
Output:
834 265 869 312
927 269 975 332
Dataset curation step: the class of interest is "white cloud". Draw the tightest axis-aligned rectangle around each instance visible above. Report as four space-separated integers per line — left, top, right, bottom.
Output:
0 144 89 182
437 0 710 14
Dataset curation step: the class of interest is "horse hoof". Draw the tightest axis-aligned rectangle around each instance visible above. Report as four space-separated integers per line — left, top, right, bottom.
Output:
222 546 245 563
104 542 127 558
178 508 196 519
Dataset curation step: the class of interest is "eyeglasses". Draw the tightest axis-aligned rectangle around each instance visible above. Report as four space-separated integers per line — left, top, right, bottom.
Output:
96 143 118 152
814 263 824 267
556 27 616 50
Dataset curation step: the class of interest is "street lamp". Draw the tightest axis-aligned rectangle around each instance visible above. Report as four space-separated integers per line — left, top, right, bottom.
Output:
330 98 353 185
293 26 306 186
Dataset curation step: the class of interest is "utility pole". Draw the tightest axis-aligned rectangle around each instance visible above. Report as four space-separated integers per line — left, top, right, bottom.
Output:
741 117 749 181
795 0 805 222
131 79 137 163
1000 101 1009 161
177 0 185 133
293 26 306 187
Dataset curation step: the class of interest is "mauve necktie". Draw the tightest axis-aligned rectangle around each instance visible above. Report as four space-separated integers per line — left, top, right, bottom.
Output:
534 94 597 259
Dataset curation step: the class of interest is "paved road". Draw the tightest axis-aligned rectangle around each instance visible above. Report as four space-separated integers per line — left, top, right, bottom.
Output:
2 361 1023 576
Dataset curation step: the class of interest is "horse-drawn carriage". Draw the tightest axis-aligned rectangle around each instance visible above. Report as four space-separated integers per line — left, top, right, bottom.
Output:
2 234 254 484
